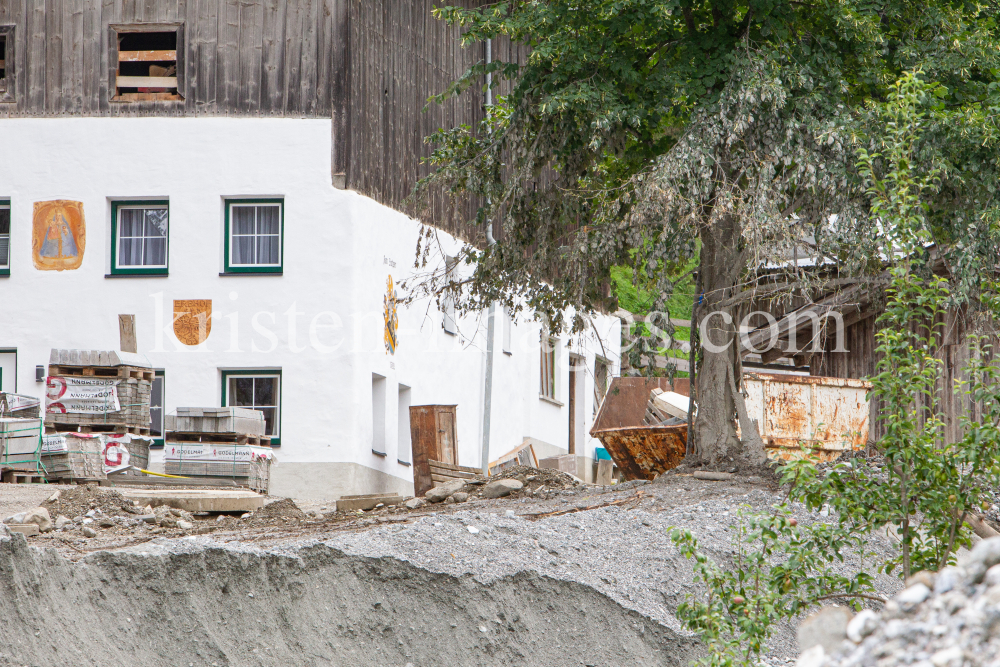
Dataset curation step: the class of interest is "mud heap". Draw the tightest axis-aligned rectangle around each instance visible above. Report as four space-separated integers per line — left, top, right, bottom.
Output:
0 526 698 666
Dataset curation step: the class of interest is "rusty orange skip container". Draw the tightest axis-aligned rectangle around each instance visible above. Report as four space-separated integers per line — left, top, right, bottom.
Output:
590 377 688 481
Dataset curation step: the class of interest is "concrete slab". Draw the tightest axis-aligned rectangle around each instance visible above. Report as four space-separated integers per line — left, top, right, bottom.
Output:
5 524 40 536
336 494 407 512
119 489 264 513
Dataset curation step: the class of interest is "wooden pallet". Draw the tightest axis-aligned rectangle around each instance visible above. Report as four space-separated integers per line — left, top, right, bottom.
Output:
165 431 271 446
1 470 45 484
428 459 480 485
48 364 155 381
49 477 102 485
46 423 151 436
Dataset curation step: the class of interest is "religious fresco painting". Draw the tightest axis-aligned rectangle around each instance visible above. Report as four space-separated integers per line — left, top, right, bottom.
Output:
32 200 86 271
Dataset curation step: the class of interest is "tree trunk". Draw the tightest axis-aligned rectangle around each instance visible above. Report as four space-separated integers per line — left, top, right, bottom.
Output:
691 213 745 464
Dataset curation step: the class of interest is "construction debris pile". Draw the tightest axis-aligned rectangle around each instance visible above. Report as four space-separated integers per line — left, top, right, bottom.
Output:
804 537 1000 667
406 464 581 508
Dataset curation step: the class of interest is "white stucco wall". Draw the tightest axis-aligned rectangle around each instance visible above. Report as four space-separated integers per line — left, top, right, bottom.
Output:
0 117 620 498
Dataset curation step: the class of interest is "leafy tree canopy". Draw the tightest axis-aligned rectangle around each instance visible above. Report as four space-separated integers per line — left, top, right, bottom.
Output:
417 0 1000 462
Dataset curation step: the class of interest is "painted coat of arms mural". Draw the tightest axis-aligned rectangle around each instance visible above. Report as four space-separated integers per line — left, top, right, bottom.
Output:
384 275 398 355
32 200 86 271
173 300 213 346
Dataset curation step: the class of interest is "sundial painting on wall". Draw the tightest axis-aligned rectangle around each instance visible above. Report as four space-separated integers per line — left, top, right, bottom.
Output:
384 275 398 355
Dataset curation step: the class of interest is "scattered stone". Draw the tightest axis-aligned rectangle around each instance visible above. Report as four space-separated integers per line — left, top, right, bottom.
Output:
483 479 523 499
139 515 156 524
970 536 1000 569
845 609 878 643
467 526 480 534
796 645 826 667
81 526 97 538
177 520 194 531
6 524 39 537
403 498 426 510
817 537 1000 667
905 570 936 590
54 516 71 530
895 582 931 610
504 510 516 518
444 496 456 505
425 479 468 503
20 508 52 533
452 492 469 503
797 606 852 654
97 517 114 528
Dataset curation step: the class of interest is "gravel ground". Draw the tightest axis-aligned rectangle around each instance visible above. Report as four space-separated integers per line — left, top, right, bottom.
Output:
0 471 904 663
0 483 71 521
315 473 903 660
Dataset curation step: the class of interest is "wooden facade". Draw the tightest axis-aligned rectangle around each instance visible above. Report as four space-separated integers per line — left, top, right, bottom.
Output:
0 0 339 117
339 0 525 243
745 282 982 448
0 0 502 239
810 306 981 447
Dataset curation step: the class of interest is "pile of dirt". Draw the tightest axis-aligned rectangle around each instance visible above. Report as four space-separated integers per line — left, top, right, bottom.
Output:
492 464 577 488
0 534 699 667
242 497 308 524
43 486 139 520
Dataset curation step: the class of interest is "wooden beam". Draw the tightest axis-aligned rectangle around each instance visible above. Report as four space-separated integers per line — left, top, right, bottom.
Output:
118 50 177 62
116 75 178 88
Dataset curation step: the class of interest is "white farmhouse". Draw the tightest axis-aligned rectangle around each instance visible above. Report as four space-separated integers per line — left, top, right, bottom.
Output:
0 1 620 499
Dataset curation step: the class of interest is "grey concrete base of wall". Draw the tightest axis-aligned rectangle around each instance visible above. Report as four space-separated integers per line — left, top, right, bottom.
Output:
0 533 699 666
269 461 415 501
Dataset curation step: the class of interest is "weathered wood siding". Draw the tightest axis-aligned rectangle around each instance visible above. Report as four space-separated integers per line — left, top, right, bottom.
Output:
811 307 982 447
0 0 335 117
340 0 488 244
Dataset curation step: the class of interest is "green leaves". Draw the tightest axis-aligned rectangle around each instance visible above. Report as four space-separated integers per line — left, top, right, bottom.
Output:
413 0 1000 331
670 509 876 667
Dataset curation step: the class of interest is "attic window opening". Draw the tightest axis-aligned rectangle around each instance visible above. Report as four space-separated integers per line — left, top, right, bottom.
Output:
0 26 12 101
0 35 6 86
113 27 182 102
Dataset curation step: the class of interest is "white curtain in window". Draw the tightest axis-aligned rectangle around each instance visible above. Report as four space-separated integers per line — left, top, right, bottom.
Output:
0 208 9 267
232 205 280 266
119 207 166 267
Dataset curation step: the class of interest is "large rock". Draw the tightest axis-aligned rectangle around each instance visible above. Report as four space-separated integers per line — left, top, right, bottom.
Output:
22 507 52 533
797 606 853 655
425 479 468 503
483 479 524 499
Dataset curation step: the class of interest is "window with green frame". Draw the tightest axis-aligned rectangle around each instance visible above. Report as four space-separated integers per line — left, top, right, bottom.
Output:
110 200 169 275
221 370 281 445
224 199 283 274
0 199 10 276
150 370 165 448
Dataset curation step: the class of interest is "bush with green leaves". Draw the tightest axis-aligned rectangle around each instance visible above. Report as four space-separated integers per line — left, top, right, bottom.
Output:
670 512 878 667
